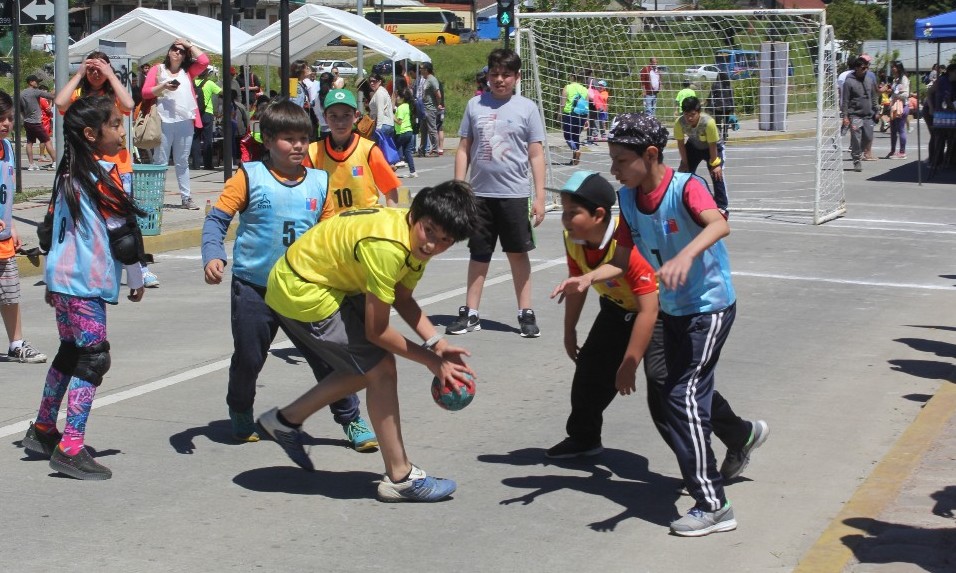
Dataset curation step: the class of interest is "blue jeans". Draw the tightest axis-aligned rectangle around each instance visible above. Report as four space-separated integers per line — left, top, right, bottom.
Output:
395 130 416 174
644 94 659 116
561 113 585 151
228 277 360 425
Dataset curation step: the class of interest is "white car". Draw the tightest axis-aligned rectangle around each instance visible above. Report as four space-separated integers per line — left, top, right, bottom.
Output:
312 60 359 76
684 64 721 82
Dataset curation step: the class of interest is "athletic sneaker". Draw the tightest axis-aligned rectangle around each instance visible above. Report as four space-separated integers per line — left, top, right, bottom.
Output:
854 160 862 172
343 416 378 451
376 465 457 502
143 270 160 288
545 437 603 459
8 341 47 363
182 197 200 210
670 503 737 537
720 420 770 480
49 446 113 481
257 407 314 471
229 407 260 442
22 423 61 459
446 306 481 335
399 172 418 178
518 309 541 338
28 164 39 171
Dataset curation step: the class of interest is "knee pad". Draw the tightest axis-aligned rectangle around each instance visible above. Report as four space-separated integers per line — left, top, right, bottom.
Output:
74 341 111 387
470 252 493 264
51 341 80 376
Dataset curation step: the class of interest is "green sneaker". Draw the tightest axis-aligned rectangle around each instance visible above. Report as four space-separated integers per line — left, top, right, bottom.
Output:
343 416 378 452
229 408 260 443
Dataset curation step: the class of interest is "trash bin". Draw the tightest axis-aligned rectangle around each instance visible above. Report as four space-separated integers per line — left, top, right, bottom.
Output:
132 164 167 236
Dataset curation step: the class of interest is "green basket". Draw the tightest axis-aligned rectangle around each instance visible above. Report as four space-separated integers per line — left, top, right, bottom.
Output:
132 164 167 236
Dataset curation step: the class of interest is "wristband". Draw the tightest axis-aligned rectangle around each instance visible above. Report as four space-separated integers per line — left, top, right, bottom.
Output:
709 157 722 168
422 334 444 351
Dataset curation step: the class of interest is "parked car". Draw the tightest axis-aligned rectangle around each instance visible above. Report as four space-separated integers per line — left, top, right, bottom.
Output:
458 28 479 43
371 59 393 76
312 59 359 76
684 64 721 82
0 60 12 78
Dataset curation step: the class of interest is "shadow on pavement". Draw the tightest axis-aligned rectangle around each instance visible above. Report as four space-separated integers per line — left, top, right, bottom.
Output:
168 419 345 454
477 447 680 530
232 466 380 499
841 515 956 573
867 160 956 184
888 359 956 382
894 338 956 360
428 314 520 335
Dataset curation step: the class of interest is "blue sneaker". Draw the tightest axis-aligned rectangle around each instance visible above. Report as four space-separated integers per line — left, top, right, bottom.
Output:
343 416 378 451
229 407 260 443
257 407 314 471
143 270 160 288
377 465 457 502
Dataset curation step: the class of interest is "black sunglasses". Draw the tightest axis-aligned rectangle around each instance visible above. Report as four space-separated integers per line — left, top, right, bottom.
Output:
170 46 186 54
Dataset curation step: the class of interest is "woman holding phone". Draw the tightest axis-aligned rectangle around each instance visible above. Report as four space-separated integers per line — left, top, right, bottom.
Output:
141 38 209 209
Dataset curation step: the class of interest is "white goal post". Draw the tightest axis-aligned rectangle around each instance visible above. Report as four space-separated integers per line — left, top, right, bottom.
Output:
516 9 846 224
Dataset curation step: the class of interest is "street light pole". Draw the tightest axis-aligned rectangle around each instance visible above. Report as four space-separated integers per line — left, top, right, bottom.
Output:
885 0 892 77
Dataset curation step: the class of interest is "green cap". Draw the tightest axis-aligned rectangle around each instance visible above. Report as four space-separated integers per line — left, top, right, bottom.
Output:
324 88 357 110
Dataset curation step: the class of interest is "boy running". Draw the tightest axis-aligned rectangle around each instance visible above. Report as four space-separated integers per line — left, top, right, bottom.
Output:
554 113 767 537
305 89 399 214
201 100 375 449
258 181 480 502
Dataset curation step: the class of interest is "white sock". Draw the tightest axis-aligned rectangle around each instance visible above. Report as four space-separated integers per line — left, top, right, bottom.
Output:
9 339 23 351
468 308 479 318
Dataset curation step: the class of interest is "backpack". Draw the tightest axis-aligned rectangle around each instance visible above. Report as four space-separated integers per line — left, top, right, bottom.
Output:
195 78 209 115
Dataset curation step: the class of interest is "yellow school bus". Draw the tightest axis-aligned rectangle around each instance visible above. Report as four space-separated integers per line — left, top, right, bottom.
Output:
340 8 464 46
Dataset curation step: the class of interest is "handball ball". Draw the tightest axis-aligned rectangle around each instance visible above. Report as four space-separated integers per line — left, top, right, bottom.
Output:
431 373 476 411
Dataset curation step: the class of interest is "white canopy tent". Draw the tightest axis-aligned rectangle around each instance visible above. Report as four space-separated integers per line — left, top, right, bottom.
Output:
68 8 252 63
232 4 431 66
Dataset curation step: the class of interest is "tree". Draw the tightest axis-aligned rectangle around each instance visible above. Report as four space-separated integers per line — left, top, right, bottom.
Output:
827 0 885 56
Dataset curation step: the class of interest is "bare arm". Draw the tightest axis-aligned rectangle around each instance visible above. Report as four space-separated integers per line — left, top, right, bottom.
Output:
53 61 88 109
454 135 472 181
561 288 587 361
677 140 688 171
551 244 630 301
528 141 546 227
615 291 659 395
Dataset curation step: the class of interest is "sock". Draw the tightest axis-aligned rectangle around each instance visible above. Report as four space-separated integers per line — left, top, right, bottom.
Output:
467 308 479 318
9 339 23 351
395 468 414 483
276 410 301 430
61 377 97 456
36 367 71 428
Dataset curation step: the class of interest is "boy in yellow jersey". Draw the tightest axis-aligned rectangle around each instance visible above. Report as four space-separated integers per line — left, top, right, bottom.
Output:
305 89 400 216
258 181 480 502
201 100 376 450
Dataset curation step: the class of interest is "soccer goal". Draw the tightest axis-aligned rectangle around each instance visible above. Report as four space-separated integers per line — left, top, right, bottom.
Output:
516 9 846 224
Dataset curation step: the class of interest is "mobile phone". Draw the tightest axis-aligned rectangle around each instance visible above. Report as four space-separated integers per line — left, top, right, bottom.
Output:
169 79 180 87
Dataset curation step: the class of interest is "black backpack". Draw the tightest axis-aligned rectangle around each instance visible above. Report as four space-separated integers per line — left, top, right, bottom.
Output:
195 78 209 116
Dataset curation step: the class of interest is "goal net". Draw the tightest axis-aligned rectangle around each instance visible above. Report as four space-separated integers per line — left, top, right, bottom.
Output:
516 10 846 224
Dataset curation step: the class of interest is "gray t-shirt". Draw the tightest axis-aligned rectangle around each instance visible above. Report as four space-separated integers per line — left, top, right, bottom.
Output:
459 93 545 199
19 87 55 124
423 75 441 111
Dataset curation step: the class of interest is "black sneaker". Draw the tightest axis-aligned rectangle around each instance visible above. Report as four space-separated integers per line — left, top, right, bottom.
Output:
446 306 481 335
22 423 61 459
545 437 603 459
518 309 541 338
8 341 47 363
49 447 113 480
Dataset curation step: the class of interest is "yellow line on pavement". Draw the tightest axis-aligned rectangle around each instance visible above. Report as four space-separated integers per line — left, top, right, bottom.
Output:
793 381 956 572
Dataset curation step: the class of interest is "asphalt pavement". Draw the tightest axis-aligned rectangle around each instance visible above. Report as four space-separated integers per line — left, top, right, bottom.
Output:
1 127 955 572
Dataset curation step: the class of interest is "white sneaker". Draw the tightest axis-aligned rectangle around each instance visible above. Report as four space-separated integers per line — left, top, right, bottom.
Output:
28 164 39 171
399 172 418 178
376 465 457 502
394 161 407 169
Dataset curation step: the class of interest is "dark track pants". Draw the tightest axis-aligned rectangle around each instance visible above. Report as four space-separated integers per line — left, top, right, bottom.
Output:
227 277 359 425
660 303 737 512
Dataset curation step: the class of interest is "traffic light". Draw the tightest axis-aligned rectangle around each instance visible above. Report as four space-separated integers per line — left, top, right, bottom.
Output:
497 0 514 29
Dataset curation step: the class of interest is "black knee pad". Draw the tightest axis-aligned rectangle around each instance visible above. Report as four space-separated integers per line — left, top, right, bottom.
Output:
74 341 111 387
470 252 493 264
51 341 80 376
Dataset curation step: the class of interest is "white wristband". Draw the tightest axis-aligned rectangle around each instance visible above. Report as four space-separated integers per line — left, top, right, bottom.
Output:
422 334 444 351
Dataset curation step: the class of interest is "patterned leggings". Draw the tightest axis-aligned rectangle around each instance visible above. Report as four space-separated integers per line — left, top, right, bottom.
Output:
35 294 108 454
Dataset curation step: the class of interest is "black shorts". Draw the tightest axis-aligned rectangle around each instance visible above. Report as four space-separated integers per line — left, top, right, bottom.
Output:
24 122 50 144
468 196 535 255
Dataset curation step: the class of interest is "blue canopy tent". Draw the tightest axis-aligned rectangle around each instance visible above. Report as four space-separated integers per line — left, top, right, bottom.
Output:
915 11 956 182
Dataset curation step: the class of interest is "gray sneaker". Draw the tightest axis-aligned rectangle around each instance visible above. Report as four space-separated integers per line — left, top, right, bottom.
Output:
257 407 314 471
22 423 61 459
182 197 199 210
670 503 737 537
8 341 47 363
720 420 770 480
49 446 113 480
